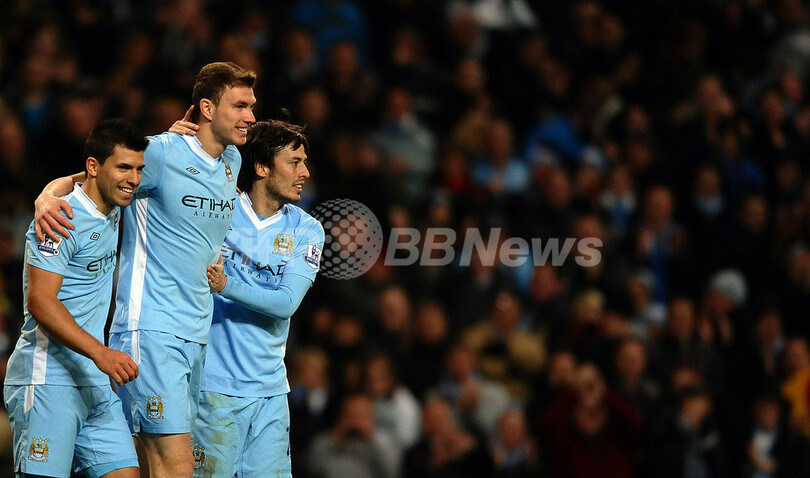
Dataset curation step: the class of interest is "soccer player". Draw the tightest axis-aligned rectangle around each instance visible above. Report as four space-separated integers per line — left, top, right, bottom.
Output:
4 118 147 478
170 118 323 477
34 62 257 478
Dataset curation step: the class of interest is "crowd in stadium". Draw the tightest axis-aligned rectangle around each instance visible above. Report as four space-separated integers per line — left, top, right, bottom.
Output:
3 0 810 477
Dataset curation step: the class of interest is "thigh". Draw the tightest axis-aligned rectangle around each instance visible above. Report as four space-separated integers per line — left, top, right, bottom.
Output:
110 330 205 434
73 386 139 477
192 391 251 478
4 384 83 478
240 394 291 478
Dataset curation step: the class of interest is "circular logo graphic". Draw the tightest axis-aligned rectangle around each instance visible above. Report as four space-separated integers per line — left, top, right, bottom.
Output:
310 199 384 279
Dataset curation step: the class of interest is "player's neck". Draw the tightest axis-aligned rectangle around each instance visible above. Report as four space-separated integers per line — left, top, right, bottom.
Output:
248 189 282 217
81 180 113 215
195 125 226 159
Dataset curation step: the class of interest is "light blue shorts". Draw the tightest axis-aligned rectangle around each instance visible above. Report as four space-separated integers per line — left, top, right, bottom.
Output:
192 391 291 478
109 330 206 435
3 383 139 477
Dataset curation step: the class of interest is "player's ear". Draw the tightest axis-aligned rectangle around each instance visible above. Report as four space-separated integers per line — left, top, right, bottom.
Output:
86 156 100 178
254 162 268 179
200 99 215 121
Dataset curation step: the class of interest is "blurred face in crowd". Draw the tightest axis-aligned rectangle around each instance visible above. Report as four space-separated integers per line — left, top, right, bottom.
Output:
446 345 475 381
643 186 674 230
784 338 810 374
695 166 721 199
497 410 528 450
668 298 695 339
414 303 448 344
755 398 781 431
338 396 375 439
615 340 647 385
740 195 768 234
365 356 395 398
378 286 411 332
547 351 577 389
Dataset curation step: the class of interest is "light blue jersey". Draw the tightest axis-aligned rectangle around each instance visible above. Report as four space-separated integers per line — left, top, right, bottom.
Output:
200 192 324 397
111 133 241 344
5 184 119 387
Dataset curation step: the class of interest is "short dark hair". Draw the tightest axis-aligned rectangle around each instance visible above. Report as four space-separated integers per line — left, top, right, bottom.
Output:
237 120 309 193
83 118 148 166
191 62 257 122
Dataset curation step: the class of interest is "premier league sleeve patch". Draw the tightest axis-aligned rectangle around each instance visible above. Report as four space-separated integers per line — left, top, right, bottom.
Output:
305 243 322 269
36 237 62 257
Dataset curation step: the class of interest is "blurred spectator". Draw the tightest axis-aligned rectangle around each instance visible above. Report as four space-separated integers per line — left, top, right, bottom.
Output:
403 396 494 478
380 28 445 126
612 338 661 419
542 362 643 478
600 164 637 240
780 337 810 438
371 86 436 202
402 300 451 399
470 118 529 203
462 289 545 401
643 386 731 478
364 352 422 452
657 297 717 382
368 284 412 361
429 342 512 436
291 0 369 66
530 349 578 413
633 185 689 302
744 392 810 478
324 40 377 129
700 268 749 349
288 347 339 474
526 265 570 347
305 394 399 478
488 408 540 478
271 27 321 111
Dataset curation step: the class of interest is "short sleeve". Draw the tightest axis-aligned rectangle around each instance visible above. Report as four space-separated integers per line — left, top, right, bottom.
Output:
25 220 77 276
138 135 168 192
284 218 325 283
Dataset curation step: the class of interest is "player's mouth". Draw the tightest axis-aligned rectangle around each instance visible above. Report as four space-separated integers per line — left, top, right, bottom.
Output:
119 186 135 198
236 126 248 135
293 183 304 193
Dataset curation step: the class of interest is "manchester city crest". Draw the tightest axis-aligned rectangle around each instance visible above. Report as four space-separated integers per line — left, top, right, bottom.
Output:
146 396 164 419
192 445 206 469
273 234 294 256
224 162 234 182
29 438 48 462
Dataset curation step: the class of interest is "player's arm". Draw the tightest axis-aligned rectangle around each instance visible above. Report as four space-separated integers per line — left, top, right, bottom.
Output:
26 264 139 386
34 172 84 242
207 263 313 320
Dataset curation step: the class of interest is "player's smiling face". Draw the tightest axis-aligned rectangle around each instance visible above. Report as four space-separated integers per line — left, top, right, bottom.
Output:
96 145 145 209
210 85 256 147
263 144 309 207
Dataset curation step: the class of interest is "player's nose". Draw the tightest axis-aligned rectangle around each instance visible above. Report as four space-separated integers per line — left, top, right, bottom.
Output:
129 170 142 187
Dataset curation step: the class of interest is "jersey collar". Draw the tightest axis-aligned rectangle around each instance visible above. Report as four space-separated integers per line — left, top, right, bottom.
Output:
240 192 285 230
73 183 117 221
180 134 221 167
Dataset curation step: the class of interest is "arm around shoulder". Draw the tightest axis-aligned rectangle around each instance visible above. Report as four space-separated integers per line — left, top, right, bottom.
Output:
34 172 84 242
